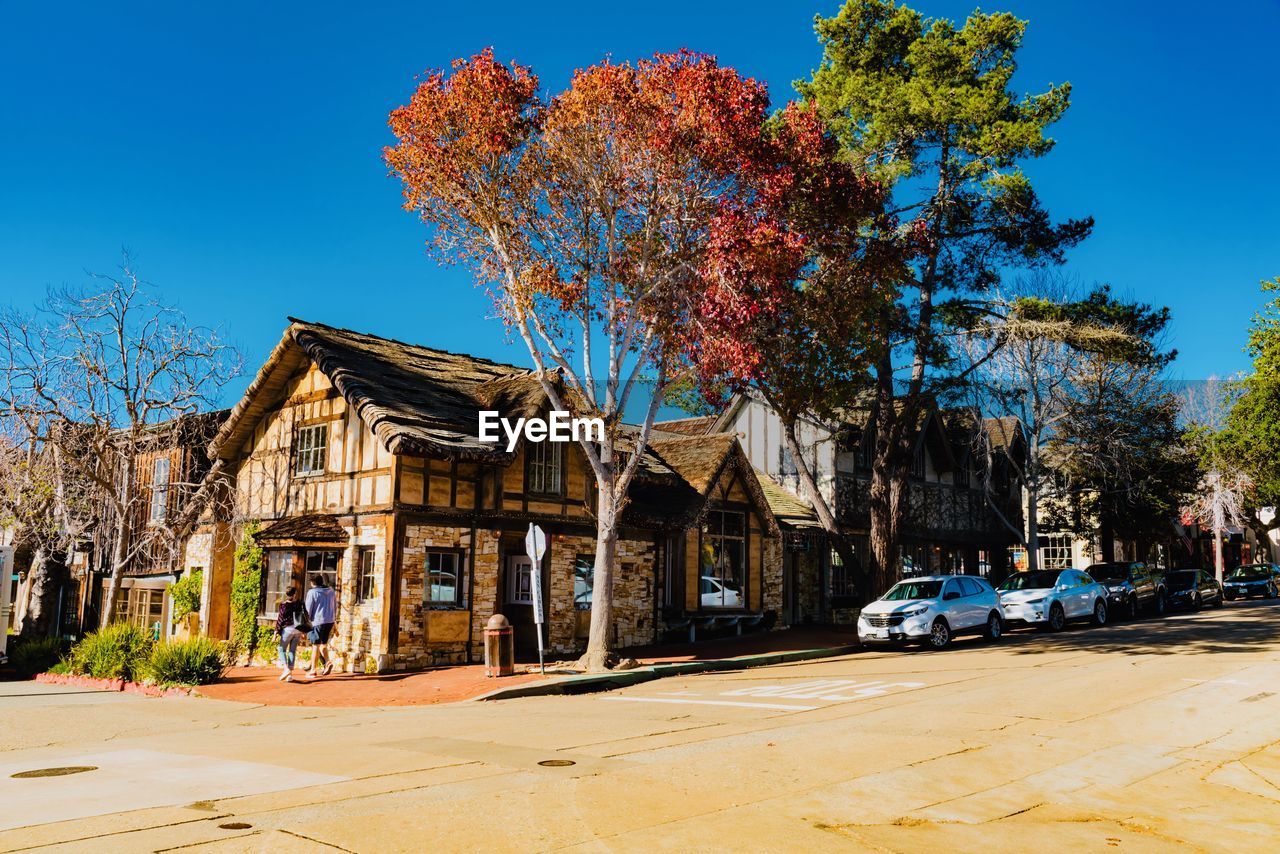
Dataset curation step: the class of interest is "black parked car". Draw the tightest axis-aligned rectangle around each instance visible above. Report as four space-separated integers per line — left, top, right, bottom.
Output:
1222 564 1280 600
1086 562 1167 618
1164 569 1224 610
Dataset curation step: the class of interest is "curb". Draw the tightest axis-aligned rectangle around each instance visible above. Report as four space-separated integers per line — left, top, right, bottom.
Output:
35 672 196 698
473 643 861 702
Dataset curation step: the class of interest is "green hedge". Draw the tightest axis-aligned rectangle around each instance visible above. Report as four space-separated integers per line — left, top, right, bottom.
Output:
10 636 66 678
146 637 229 686
67 623 154 681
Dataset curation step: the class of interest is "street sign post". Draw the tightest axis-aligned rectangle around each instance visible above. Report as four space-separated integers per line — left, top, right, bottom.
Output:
524 524 547 674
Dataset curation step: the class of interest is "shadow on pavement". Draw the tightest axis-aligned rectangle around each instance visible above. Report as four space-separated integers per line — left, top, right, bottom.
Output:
993 598 1280 656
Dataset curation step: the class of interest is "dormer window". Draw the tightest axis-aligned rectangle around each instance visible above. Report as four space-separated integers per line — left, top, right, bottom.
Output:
295 423 328 477
149 457 170 523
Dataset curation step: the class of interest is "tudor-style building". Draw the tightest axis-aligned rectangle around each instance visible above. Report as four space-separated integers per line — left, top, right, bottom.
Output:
659 394 1025 623
189 320 782 672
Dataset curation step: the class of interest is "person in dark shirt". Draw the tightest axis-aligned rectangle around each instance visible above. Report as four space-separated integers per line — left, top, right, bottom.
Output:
276 586 305 682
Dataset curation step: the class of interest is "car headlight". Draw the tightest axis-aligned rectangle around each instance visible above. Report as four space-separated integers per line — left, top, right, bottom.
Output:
1025 597 1045 605
901 606 929 618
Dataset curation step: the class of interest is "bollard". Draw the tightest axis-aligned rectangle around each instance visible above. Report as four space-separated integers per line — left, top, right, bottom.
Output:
484 613 515 677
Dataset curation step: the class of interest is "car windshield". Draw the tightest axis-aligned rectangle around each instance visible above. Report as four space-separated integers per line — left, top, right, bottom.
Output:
1087 563 1129 582
998 571 1060 591
1227 566 1269 581
1165 571 1197 590
882 580 943 601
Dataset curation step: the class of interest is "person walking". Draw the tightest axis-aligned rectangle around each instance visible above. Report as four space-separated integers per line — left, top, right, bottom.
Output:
305 573 337 678
276 586 306 682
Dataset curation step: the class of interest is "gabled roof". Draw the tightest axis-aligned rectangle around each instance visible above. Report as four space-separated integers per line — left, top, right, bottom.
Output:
625 434 781 535
210 319 544 464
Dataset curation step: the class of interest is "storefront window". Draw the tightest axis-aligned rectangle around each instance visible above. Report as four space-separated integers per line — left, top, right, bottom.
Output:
426 550 464 607
302 547 337 594
262 550 294 616
701 510 745 609
573 554 593 610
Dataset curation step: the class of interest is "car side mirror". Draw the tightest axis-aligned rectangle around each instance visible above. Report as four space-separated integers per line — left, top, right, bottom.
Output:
943 591 960 601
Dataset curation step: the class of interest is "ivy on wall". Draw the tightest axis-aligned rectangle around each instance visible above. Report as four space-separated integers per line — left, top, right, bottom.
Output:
168 569 203 626
230 522 265 658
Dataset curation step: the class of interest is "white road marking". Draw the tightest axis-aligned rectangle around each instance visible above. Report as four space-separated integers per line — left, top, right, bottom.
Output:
602 697 818 711
721 679 927 701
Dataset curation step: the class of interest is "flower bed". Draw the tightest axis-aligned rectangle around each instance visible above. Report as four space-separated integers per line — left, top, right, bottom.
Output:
35 671 195 698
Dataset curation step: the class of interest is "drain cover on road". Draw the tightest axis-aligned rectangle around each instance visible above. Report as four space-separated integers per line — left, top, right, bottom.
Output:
538 759 576 767
11 766 98 779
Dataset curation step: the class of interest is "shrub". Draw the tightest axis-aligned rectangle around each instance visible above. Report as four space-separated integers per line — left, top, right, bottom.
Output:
67 623 154 681
10 636 66 678
146 637 228 686
169 569 203 626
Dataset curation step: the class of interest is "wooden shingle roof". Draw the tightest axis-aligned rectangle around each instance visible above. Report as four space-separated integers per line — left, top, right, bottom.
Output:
211 319 545 464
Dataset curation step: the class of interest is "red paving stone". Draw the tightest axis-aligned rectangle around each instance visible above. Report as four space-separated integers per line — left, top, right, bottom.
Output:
195 627 859 708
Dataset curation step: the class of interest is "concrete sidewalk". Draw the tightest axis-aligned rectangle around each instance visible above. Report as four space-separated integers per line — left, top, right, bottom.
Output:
195 627 859 707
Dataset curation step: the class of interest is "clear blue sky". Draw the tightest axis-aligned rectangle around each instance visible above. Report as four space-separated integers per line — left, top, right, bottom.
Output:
2 0 1277 407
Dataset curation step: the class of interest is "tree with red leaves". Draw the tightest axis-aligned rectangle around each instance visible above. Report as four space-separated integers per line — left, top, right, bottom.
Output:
386 49 776 671
693 102 908 592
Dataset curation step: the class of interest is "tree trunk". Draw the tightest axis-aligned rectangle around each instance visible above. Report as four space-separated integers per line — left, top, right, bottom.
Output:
19 548 66 640
1025 481 1041 574
868 391 907 596
1212 484 1225 583
868 456 905 596
580 485 619 673
100 503 133 628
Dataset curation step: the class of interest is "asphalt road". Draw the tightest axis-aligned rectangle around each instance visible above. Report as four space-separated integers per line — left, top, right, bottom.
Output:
2 599 1279 852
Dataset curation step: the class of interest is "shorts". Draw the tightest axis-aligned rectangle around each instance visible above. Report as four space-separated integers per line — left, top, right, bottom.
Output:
308 623 334 644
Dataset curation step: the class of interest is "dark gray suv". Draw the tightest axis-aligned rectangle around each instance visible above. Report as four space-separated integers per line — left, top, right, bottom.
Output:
1086 562 1167 619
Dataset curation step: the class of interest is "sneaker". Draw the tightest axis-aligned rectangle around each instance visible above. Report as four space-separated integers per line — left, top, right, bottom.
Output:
322 662 333 676
283 673 292 682
278 669 289 681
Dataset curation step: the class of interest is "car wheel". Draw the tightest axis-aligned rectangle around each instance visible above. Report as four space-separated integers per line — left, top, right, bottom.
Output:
927 618 951 650
1127 596 1139 620
1153 591 1167 617
1047 603 1066 632
1092 599 1108 626
1192 592 1203 610
984 612 1002 642
1268 583 1277 599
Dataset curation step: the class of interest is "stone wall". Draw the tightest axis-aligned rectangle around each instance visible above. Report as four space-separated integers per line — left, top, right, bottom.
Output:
330 521 388 673
394 523 500 669
545 535 658 655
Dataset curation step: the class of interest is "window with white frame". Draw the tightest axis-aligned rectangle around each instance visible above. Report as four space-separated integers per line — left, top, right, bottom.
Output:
700 510 746 609
1039 535 1073 570
294 423 328 477
149 457 170 523
304 550 340 595
426 550 464 607
357 548 377 603
261 550 294 617
526 440 563 495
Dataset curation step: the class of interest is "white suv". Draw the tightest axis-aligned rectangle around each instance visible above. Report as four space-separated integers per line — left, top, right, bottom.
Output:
858 575 1005 650
997 569 1109 631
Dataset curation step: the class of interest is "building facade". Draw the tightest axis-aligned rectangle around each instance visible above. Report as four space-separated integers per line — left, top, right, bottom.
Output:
192 320 784 672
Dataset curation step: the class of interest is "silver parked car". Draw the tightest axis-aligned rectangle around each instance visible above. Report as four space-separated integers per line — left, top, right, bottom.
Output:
858 575 1005 650
998 568 1109 631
